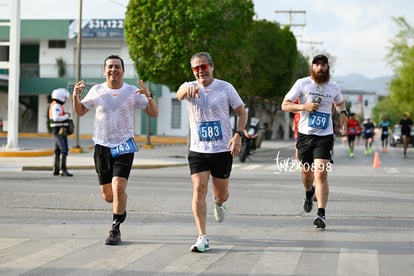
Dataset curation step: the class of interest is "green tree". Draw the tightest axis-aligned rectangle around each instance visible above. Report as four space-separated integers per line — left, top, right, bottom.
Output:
371 96 401 126
124 0 254 91
385 17 414 115
295 51 310 79
237 20 298 129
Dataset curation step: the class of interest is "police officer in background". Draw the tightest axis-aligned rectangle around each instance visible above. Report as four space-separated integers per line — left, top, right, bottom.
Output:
49 88 73 177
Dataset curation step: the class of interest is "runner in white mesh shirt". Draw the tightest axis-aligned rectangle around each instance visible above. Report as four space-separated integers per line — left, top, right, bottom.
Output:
177 52 247 253
281 54 348 230
72 55 158 245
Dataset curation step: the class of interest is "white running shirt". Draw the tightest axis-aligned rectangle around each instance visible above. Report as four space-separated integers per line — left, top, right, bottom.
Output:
81 82 149 147
285 76 344 136
180 79 244 153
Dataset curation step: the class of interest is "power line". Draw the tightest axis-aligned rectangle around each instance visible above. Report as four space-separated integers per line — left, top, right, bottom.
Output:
300 40 323 61
107 0 127 7
274 9 306 37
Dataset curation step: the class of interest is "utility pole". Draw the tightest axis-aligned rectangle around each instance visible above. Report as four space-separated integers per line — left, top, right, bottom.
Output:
4 0 21 149
72 0 83 153
274 9 306 141
274 9 306 37
300 40 323 63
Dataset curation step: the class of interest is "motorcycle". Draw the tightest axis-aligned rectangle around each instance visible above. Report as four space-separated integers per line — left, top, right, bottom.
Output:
239 117 261 163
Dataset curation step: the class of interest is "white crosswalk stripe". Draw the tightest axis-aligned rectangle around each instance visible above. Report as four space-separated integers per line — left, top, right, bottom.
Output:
249 247 302 275
234 163 414 176
64 243 164 276
0 238 383 275
337 248 379 276
0 238 29 250
155 245 233 275
384 167 400 174
242 165 262 170
0 239 98 275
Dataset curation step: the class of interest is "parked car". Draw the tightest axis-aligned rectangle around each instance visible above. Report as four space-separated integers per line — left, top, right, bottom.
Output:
389 125 414 147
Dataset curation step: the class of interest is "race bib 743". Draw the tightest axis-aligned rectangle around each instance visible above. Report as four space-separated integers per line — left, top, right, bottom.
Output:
110 138 139 158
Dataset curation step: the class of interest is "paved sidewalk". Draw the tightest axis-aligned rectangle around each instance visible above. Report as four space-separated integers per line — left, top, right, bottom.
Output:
0 135 293 171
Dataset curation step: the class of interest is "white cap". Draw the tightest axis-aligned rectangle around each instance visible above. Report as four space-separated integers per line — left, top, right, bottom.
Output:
51 88 69 102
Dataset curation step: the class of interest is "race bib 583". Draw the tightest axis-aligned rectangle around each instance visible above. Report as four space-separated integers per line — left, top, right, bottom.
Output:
197 120 223 141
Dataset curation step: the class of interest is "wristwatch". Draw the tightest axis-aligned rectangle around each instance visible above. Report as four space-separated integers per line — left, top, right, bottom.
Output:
236 130 244 137
340 110 349 117
147 93 154 100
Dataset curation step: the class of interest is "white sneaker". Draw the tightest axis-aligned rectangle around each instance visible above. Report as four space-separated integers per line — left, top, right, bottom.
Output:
214 203 227 223
190 235 210 252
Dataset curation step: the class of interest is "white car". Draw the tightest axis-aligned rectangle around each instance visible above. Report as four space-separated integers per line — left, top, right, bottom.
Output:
389 125 414 147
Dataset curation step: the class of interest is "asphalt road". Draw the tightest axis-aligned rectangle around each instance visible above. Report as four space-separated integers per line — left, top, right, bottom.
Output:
0 138 413 275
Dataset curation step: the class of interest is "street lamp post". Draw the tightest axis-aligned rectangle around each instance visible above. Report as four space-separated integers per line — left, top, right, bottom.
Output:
143 81 153 149
72 0 83 152
5 0 20 149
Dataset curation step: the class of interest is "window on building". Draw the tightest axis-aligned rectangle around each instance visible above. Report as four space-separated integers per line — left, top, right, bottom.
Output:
171 99 181 129
48 40 66 49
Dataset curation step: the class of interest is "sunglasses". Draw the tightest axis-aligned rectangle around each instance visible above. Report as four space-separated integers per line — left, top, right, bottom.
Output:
191 64 210 73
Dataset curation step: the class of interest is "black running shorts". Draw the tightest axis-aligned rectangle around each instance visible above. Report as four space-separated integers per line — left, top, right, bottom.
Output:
188 151 233 179
296 133 333 166
94 144 134 185
347 134 356 143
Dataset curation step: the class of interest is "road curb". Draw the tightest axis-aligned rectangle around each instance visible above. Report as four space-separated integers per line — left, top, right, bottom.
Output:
22 163 187 171
0 134 187 157
0 149 54 157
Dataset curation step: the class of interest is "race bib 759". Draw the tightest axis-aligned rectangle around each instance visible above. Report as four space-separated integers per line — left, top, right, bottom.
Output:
308 112 330 129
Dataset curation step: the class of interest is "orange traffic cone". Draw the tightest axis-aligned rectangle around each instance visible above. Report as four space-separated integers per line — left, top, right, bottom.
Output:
373 151 381 168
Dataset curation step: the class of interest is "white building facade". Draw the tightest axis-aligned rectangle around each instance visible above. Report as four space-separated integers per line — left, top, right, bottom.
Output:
0 19 189 137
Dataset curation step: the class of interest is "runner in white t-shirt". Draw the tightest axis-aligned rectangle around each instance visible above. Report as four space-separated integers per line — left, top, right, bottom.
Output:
282 54 348 229
177 52 247 253
72 55 158 246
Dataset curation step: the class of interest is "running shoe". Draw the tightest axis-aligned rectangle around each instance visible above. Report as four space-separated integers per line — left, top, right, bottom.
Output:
313 214 326 229
214 203 227 223
190 235 210 252
349 152 354 158
105 228 121 245
303 185 315 213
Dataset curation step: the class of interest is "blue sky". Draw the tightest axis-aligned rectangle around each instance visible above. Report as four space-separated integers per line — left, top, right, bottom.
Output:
1 0 413 78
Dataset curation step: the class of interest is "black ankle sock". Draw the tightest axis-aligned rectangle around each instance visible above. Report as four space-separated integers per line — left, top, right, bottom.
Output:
317 208 325 217
120 211 127 223
112 212 126 229
305 186 314 199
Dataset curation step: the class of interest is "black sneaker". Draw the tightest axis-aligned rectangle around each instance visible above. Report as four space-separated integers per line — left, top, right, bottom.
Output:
313 214 326 229
105 228 121 245
303 186 315 213
60 170 73 177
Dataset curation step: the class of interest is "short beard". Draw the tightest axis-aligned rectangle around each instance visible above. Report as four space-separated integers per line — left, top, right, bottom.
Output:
311 68 330 84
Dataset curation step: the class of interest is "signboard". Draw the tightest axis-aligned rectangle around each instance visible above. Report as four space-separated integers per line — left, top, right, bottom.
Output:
66 82 96 98
69 19 124 38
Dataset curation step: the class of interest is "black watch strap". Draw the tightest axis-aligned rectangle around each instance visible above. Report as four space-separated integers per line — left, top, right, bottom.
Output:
236 131 244 137
340 110 349 117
